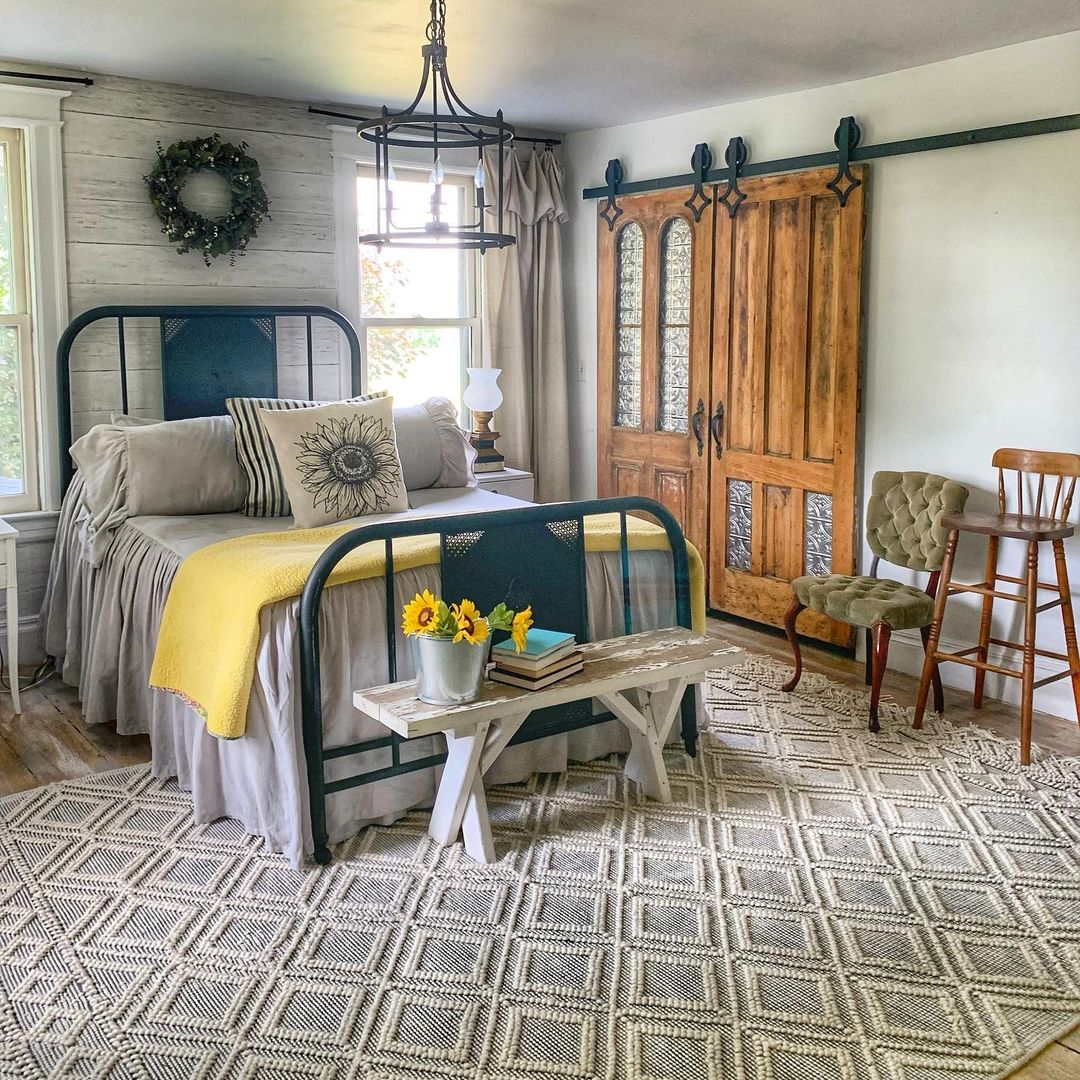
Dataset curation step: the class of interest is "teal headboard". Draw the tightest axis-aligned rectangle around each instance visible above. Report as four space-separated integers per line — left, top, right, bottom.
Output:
56 304 362 494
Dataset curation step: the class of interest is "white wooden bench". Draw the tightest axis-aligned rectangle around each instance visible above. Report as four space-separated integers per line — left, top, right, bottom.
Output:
353 628 743 863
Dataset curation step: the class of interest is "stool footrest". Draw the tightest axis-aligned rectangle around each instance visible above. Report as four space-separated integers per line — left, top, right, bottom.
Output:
995 573 1062 592
988 637 1071 663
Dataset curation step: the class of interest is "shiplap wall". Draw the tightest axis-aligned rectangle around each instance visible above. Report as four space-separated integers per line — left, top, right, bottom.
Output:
12 72 346 659
60 73 346 438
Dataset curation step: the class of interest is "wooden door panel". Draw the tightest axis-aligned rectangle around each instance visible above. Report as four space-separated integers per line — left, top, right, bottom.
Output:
708 167 865 645
655 467 691 529
806 197 842 463
597 189 711 552
612 460 644 497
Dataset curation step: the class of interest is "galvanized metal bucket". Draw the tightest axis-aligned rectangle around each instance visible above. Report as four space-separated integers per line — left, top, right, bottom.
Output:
412 635 491 705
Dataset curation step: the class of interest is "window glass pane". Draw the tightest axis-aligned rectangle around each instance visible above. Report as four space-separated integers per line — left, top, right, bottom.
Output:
658 217 691 433
614 222 643 428
0 142 15 316
366 326 467 411
358 174 471 318
0 326 26 496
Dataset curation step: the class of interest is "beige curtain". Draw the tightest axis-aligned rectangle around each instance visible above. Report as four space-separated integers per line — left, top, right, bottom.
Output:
481 148 571 503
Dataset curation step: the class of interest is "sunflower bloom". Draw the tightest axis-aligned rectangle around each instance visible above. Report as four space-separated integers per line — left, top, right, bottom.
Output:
511 606 533 653
402 590 439 636
452 600 490 645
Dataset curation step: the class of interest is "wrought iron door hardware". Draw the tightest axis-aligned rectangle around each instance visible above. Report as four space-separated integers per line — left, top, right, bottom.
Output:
691 398 706 456
583 111 1080 208
683 143 714 221
826 116 862 206
716 137 749 217
599 158 625 230
710 401 725 459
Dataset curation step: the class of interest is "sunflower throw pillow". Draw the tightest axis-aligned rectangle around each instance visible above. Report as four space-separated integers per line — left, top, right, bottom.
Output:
259 396 408 528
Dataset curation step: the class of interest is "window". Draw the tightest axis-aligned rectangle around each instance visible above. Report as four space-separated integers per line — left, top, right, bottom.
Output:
356 166 480 415
0 127 38 513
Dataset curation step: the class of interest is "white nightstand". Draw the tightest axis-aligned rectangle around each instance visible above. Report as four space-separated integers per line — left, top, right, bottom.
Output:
0 518 18 713
475 467 535 501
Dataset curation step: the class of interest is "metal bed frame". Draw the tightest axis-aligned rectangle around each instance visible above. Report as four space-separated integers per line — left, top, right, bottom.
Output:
56 304 362 494
299 495 695 864
56 304 696 866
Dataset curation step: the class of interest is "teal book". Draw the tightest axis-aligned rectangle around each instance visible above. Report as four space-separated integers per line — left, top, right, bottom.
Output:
492 627 575 662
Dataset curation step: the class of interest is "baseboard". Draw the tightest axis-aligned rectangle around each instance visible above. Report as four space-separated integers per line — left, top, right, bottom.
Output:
877 627 1074 721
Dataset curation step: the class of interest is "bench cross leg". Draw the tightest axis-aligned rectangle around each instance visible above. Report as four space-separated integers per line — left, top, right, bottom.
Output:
429 710 533 863
597 676 689 803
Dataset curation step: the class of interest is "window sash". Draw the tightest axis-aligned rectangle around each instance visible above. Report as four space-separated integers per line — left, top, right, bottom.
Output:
0 127 37 512
355 163 483 406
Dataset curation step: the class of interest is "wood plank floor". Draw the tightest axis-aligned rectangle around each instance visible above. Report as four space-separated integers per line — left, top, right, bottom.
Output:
1 619 1078 1077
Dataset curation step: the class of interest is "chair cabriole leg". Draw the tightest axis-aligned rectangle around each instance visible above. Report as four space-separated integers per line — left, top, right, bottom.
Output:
781 599 805 693
1051 538 1080 727
864 627 873 686
1019 541 1039 766
973 534 999 709
914 529 958 729
868 622 891 733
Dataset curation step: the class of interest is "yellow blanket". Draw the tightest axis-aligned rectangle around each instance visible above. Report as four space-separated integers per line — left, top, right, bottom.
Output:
149 513 705 739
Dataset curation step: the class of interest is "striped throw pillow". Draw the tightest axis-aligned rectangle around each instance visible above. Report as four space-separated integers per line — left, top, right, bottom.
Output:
227 392 387 516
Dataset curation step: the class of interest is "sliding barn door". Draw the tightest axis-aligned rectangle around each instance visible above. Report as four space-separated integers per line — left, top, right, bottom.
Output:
596 190 711 550
709 167 865 644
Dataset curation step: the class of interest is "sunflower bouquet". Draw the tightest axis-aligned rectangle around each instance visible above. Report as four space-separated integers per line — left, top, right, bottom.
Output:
403 591 533 651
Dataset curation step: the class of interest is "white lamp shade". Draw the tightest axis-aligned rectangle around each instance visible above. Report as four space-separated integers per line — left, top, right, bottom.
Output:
463 367 503 413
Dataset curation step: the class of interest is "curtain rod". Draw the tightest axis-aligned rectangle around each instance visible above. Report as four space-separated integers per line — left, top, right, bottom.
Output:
0 69 93 86
581 111 1080 201
307 106 561 146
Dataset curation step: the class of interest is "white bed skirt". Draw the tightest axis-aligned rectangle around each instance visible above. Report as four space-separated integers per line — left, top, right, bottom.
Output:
43 493 692 866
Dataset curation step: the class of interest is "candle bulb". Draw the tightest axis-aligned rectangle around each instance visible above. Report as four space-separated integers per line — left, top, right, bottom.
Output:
474 158 486 190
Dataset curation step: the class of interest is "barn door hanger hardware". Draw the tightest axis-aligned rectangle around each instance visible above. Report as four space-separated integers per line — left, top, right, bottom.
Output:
826 116 862 206
598 159 625 229
588 109 1080 220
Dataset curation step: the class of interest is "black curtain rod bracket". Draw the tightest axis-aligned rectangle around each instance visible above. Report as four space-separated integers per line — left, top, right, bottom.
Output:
584 110 1080 221
0 69 93 86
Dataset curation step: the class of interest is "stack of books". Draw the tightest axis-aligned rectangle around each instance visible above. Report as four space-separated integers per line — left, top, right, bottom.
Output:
489 628 582 690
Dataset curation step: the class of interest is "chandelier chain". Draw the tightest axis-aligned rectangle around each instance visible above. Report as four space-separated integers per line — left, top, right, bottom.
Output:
426 0 447 46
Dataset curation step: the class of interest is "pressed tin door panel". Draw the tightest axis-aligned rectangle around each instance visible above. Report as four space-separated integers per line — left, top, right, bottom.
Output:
596 189 711 552
708 167 865 645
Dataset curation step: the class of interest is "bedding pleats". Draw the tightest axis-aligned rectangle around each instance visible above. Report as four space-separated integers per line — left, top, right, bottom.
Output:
43 497 695 867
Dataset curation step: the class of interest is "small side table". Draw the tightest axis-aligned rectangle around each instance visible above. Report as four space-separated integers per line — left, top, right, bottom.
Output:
354 628 743 864
0 518 18 713
474 467 535 502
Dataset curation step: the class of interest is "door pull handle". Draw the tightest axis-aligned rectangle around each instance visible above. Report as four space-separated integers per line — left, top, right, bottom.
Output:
710 401 725 459
690 398 705 457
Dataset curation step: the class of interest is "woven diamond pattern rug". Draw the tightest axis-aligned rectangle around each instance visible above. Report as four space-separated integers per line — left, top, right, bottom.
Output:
3 658 1080 1080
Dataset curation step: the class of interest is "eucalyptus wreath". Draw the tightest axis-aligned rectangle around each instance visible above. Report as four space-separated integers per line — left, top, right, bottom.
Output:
144 133 270 265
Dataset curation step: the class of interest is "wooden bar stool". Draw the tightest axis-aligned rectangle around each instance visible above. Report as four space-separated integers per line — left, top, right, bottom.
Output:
913 449 1080 764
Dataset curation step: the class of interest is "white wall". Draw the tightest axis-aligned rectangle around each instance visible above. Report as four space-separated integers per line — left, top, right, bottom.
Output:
563 32 1080 719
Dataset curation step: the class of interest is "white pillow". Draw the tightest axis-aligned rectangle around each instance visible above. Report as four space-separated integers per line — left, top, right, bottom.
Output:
70 415 247 564
259 396 409 528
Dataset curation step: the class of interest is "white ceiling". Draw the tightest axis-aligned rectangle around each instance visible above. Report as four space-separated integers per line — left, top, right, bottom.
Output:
5 1 1080 132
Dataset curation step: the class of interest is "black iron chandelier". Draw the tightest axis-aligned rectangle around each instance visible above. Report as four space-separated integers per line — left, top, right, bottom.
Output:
356 0 516 252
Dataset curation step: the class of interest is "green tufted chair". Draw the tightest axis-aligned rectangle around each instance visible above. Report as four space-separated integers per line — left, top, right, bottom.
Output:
782 471 970 732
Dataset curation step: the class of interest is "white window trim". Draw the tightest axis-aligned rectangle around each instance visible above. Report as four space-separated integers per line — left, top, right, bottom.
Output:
328 124 483 400
0 83 70 516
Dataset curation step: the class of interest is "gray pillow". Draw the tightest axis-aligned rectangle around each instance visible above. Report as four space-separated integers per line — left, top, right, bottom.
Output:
70 415 247 564
394 397 477 491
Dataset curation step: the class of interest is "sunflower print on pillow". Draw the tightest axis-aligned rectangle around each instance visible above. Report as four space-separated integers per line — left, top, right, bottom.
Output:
295 413 402 518
258 395 409 528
